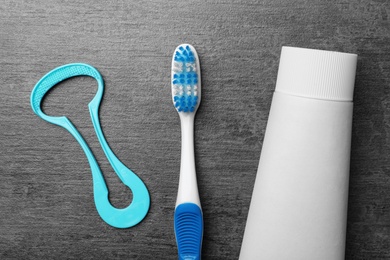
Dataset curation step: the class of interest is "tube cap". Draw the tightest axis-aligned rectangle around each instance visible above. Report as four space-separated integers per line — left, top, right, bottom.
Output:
275 46 357 101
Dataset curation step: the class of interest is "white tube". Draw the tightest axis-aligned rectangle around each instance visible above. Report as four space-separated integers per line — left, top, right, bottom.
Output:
239 47 357 260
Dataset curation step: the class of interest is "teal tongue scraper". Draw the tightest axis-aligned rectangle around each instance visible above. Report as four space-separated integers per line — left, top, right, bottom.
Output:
30 63 150 228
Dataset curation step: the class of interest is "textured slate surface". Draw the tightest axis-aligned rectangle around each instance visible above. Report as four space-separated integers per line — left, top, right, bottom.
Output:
1 0 389 259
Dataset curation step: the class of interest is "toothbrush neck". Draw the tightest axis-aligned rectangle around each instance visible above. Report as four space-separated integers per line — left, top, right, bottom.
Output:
176 113 200 207
180 114 195 150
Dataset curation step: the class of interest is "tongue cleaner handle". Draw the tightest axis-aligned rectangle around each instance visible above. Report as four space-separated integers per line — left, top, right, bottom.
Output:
30 63 150 228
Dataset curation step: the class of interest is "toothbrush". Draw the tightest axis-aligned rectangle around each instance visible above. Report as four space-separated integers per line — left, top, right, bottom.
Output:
171 44 203 260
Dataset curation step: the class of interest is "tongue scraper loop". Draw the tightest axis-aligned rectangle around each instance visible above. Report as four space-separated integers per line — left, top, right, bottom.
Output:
30 63 150 228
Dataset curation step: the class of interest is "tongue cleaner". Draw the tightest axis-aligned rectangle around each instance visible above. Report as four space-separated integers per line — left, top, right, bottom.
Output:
30 63 150 228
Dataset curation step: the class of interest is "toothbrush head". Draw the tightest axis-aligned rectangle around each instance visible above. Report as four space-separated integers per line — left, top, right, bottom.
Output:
171 44 201 114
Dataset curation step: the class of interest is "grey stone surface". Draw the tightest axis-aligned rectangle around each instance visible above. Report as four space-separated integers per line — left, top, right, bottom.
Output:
0 0 389 259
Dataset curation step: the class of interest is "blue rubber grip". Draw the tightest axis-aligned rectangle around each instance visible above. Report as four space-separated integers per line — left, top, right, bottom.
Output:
174 203 203 260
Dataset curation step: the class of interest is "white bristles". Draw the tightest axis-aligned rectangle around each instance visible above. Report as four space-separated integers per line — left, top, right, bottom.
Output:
173 62 183 72
172 85 186 96
172 85 179 95
185 63 196 72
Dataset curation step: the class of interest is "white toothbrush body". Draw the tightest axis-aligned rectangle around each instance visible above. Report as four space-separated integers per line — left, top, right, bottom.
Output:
171 44 203 260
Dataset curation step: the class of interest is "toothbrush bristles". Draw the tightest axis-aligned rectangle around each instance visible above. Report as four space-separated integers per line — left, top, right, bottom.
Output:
172 45 199 113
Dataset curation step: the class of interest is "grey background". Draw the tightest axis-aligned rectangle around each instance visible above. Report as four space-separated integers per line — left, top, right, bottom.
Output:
1 0 389 259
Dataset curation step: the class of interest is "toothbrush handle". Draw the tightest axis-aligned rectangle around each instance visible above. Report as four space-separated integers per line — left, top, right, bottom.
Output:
174 203 203 260
175 115 203 259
